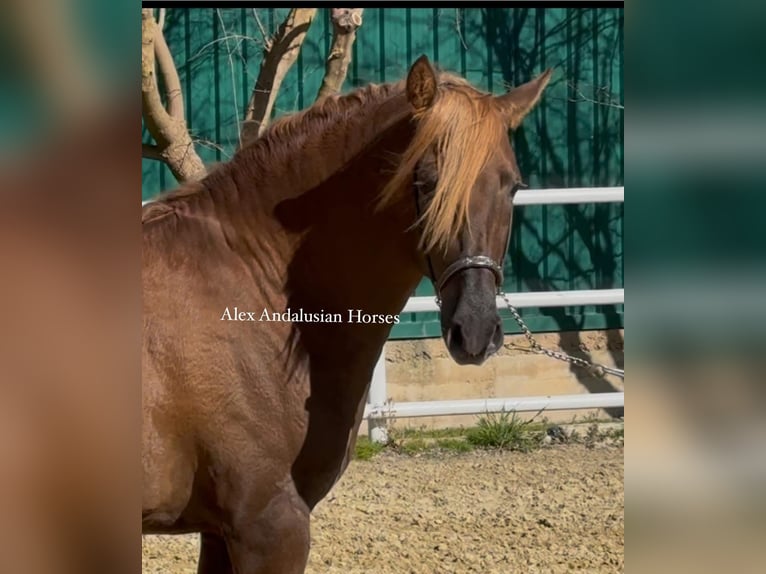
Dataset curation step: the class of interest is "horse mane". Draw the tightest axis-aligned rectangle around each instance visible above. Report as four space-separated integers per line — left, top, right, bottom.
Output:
142 81 404 225
144 71 507 254
249 81 403 159
377 74 506 253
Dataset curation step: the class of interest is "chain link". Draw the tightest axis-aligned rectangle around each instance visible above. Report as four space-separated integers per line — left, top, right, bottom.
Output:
497 291 624 380
432 289 623 379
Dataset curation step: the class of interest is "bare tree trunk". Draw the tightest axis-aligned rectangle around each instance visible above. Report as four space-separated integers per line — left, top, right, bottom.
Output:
141 9 206 183
241 8 317 145
316 8 364 101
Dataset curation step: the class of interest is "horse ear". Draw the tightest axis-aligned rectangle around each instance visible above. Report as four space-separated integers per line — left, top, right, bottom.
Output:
406 55 438 113
497 68 554 129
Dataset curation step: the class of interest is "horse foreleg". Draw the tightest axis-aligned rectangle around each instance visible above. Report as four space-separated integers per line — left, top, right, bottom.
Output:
225 483 311 574
197 533 233 574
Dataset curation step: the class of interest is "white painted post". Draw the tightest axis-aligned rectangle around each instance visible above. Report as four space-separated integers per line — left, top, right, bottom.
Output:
367 347 389 443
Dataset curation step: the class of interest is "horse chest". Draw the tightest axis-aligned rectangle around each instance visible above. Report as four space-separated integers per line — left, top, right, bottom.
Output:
288 373 369 508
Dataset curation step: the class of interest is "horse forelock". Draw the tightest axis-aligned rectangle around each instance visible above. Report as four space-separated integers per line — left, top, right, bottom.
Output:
378 73 507 254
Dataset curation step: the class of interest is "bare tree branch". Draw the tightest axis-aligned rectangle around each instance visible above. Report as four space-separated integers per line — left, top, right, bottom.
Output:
216 9 242 143
567 79 624 110
157 8 166 31
454 9 469 51
141 11 170 141
153 13 184 120
316 8 364 102
242 8 317 144
252 8 268 43
141 8 206 183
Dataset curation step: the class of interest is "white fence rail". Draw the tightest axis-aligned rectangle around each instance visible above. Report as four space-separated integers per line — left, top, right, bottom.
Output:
141 186 624 207
365 393 626 420
365 186 624 442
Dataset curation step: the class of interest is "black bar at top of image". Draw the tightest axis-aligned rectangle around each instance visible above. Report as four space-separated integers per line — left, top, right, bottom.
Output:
141 2 624 9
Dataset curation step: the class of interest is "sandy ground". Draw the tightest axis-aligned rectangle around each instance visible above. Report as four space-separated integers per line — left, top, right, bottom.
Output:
142 444 623 573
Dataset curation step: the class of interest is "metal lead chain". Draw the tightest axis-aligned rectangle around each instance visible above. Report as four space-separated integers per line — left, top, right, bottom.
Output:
498 291 625 380
432 291 622 379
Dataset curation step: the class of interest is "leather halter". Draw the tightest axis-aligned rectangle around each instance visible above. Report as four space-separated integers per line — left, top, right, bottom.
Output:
412 179 512 305
435 255 504 295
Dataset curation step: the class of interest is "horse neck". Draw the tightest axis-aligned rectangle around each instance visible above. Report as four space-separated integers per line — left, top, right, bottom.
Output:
278 108 424 323
278 146 425 426
198 90 424 317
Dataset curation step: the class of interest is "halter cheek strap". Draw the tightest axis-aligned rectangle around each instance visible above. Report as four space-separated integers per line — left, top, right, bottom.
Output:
412 179 511 306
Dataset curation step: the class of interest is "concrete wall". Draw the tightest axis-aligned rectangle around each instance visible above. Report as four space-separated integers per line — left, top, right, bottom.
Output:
360 329 624 434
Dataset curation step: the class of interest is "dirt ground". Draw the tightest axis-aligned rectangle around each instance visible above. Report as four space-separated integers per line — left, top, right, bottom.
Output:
142 444 623 573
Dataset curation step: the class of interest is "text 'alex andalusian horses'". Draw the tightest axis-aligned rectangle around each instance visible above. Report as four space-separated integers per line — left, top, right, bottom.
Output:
142 55 552 573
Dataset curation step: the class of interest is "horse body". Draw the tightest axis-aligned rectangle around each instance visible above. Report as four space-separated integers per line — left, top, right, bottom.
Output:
142 89 424 571
142 56 552 573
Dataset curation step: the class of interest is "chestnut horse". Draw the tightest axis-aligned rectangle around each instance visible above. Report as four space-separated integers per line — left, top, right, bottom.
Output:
142 55 552 573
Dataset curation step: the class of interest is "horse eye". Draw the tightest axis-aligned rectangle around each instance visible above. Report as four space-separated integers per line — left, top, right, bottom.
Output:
415 178 436 196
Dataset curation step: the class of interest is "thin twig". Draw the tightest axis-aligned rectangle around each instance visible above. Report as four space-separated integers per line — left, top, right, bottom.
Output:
252 8 269 43
455 9 469 51
188 34 265 65
216 9 242 144
192 135 230 158
567 79 624 110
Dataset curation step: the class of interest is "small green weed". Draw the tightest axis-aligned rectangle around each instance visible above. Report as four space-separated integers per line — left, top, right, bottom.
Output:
435 438 474 453
354 436 384 460
466 410 542 452
400 438 428 455
399 426 466 439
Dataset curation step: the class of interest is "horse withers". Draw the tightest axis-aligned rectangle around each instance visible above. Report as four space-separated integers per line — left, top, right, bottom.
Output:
142 55 552 573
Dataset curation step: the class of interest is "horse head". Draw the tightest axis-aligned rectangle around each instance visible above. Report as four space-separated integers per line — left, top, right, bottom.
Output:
403 55 553 365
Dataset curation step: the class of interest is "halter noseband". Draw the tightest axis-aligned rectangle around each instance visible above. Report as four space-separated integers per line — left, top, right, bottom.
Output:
412 179 511 306
435 255 504 295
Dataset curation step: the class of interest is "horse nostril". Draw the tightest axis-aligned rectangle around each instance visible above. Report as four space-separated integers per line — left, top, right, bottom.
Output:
449 323 464 350
485 320 504 357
